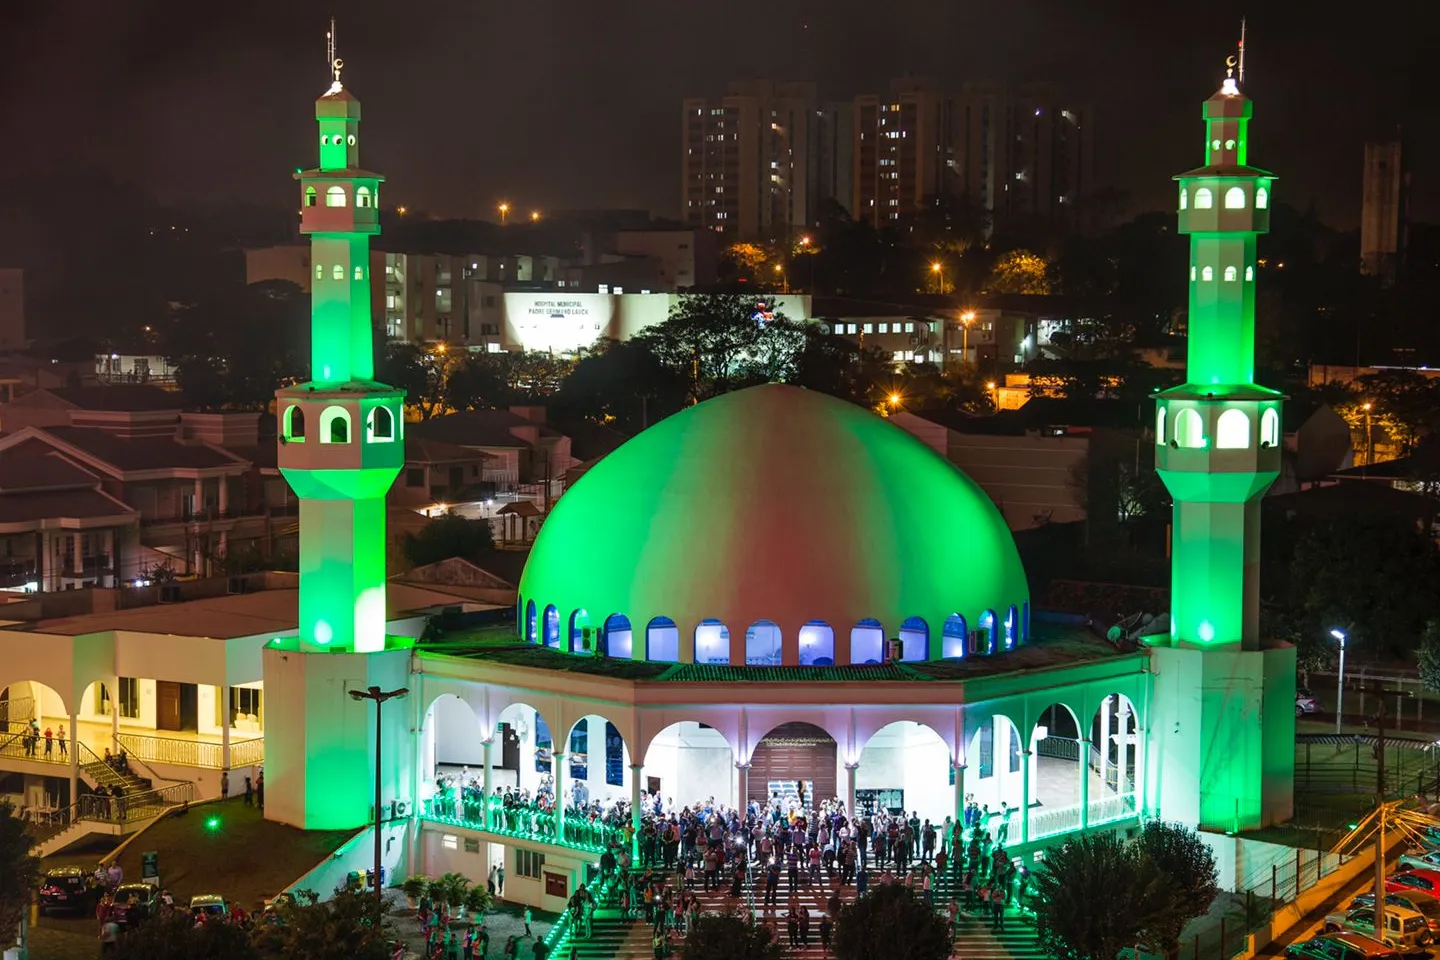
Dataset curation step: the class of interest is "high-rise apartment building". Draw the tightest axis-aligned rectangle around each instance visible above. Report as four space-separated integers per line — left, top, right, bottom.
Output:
681 81 817 241
1360 138 1407 284
853 79 949 227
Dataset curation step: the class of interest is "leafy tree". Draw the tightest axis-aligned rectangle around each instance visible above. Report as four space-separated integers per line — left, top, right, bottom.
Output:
445 353 511 411
985 249 1051 295
376 341 448 420
1283 514 1440 658
403 514 496 569
163 280 308 410
550 338 688 434
1032 832 1174 960
832 883 950 960
0 801 36 948
633 293 805 401
789 328 892 408
250 887 396 960
1134 821 1219 955
1417 621 1440 695
680 909 788 960
113 909 257 960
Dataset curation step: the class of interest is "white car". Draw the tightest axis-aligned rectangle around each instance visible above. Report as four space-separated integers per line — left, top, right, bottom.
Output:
1400 850 1440 873
1296 691 1319 716
1325 905 1431 951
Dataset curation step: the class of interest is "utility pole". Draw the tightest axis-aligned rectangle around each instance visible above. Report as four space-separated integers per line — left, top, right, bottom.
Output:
1355 681 1411 941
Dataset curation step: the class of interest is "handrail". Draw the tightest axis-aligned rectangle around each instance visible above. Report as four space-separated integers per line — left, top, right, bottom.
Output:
0 731 66 765
116 731 264 770
28 781 198 849
420 795 626 855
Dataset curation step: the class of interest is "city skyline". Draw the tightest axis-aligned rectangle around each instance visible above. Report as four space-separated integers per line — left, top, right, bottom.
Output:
0 0 1431 230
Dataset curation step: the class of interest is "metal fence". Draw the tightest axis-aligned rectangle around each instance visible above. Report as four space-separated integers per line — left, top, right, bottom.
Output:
116 732 264 769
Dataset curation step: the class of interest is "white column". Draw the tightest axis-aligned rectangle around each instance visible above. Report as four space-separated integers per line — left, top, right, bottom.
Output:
1079 738 1091 830
953 762 965 826
553 752 567 843
1020 750 1032 844
40 533 54 591
220 685 232 774
1118 705 1131 797
844 762 857 817
111 676 120 744
194 477 205 517
1098 697 1112 790
1134 722 1147 817
68 713 78 814
736 762 750 814
217 475 229 515
70 533 82 573
629 763 644 861
481 739 494 830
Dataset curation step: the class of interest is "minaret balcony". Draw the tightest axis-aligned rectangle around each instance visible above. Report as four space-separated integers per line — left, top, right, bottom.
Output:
276 386 404 498
1154 392 1283 503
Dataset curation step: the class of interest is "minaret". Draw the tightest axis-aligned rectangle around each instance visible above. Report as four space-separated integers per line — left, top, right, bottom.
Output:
265 26 413 833
1148 32 1296 833
276 33 403 656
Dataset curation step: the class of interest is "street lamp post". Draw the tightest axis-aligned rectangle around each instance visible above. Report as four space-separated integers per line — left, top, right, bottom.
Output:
498 202 510 225
960 311 976 365
930 261 944 295
1330 628 1347 734
349 685 409 919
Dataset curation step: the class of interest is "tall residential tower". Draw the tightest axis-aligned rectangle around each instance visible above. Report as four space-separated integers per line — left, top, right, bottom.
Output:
1148 47 1296 832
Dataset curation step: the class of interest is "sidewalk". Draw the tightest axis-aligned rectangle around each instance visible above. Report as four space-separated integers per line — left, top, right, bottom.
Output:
389 894 557 959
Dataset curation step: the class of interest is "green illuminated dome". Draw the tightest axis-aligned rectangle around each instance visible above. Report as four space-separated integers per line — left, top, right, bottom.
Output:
518 384 1030 666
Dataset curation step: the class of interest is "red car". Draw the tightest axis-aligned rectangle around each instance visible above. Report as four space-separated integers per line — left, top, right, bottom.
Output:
1387 869 1440 896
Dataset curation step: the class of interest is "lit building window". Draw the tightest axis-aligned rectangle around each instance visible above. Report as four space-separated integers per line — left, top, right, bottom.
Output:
1201 266 1213 282
1179 188 1187 210
1260 408 1280 447
319 406 351 444
356 187 372 208
1256 186 1269 209
347 134 356 146
354 266 364 281
305 186 317 208
326 186 347 207
315 264 324 281
1245 266 1254 281
1224 187 1246 209
1175 409 1206 448
1155 406 1166 444
1190 266 1197 280
1194 188 1213 209
1223 266 1237 282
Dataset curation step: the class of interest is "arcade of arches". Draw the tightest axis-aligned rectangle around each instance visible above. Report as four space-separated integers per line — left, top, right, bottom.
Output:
421 693 1142 845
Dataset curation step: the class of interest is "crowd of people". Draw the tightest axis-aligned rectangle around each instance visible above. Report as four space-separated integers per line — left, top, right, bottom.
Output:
424 771 1035 958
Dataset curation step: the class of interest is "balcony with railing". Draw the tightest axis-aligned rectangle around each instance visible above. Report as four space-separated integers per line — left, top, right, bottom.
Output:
116 731 264 770
421 793 625 856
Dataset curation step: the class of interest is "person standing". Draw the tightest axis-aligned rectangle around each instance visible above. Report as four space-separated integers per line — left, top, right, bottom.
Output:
244 776 254 807
819 914 833 955
496 864 505 896
43 727 53 758
256 771 265 810
523 904 532 937
220 769 229 799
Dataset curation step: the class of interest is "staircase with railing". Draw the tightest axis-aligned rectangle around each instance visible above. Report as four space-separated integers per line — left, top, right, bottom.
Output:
29 781 197 856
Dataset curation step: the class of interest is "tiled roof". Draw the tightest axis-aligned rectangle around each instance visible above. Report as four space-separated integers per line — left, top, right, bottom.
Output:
0 441 102 491
44 427 249 472
0 489 137 525
41 385 182 412
657 662 919 683
411 410 561 448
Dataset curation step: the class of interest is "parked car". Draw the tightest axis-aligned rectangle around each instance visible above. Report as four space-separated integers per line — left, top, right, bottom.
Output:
38 867 99 916
1400 849 1440 873
109 883 156 929
1388 869 1440 896
1350 892 1440 934
190 894 229 919
1297 690 1320 716
1287 933 1401 960
1324 905 1431 951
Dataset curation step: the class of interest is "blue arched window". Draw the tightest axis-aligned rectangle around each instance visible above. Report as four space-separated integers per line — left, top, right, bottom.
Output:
798 621 835 666
745 620 782 666
646 617 679 662
976 610 997 655
1005 605 1019 649
542 604 560 648
942 614 968 658
569 609 592 653
694 619 731 665
851 619 885 665
602 613 632 659
899 617 929 662
524 600 538 644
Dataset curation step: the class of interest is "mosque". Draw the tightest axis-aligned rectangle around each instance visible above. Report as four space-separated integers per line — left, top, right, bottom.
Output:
234 33 1293 913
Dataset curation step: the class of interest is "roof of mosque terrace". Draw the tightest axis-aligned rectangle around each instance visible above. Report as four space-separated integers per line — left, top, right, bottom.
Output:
415 619 1141 685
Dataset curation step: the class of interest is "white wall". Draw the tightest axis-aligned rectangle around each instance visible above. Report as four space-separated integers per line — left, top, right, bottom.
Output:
856 722 952 823
565 717 630 808
287 822 408 900
642 722 733 807
433 696 485 767
421 828 587 913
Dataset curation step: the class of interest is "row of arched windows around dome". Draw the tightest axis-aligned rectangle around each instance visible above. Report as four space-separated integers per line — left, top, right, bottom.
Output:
1180 185 1267 211
1156 406 1279 450
304 185 374 208
1190 265 1254 283
315 264 366 282
281 405 396 444
516 604 1028 665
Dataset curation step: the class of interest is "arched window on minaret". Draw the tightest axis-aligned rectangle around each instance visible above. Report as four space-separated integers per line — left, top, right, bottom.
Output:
1201 266 1213 282
326 186 347 208
320 406 352 444
1156 406 1167 444
1194 187 1213 209
314 263 324 281
1175 409 1205 448
305 186 317 208
1179 188 1188 210
356 187 372 208
1256 187 1269 209
1245 266 1254 282
1223 266 1238 282
367 406 394 442
1224 187 1246 209
1260 409 1280 448
332 264 345 281
283 406 306 442
1216 409 1250 449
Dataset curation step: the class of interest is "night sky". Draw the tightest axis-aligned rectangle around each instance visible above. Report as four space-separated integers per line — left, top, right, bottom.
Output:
0 0 1433 229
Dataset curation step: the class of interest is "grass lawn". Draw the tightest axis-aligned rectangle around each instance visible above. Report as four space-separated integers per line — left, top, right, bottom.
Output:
106 797 355 910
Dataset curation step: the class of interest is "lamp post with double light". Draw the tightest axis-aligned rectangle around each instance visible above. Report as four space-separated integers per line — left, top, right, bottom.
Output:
349 685 409 919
